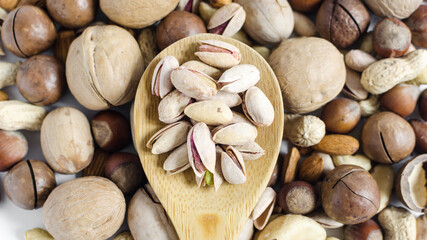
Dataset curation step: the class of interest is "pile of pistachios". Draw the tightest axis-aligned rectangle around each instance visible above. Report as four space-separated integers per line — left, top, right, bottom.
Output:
147 39 274 190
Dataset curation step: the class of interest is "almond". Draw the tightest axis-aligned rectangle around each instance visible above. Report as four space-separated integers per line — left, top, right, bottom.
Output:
298 154 323 183
280 147 300 185
312 134 359 155
82 149 110 177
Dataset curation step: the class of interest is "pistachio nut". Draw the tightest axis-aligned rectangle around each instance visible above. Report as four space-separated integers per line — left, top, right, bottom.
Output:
238 219 254 240
343 68 368 101
243 86 275 127
218 64 260 93
171 66 218 100
212 122 258 145
128 185 179 240
182 60 222 79
199 1 217 24
152 56 179 98
178 0 201 13
197 146 225 190
208 91 242 108
163 143 190 175
187 122 216 177
233 141 265 160
185 100 233 125
147 121 192 154
208 3 246 37
221 145 246 184
231 111 253 125
158 90 192 124
195 40 241 69
250 187 276 230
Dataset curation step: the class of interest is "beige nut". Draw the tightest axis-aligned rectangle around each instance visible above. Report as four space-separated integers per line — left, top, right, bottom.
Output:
187 122 216 178
293 11 316 37
212 122 257 145
171 66 218 100
370 164 394 213
207 91 242 108
0 100 46 131
232 141 265 161
185 100 233 126
147 121 192 154
163 143 190 175
208 2 246 37
250 187 276 230
221 145 246 184
345 50 377 72
219 64 260 93
243 86 275 127
195 39 241 68
343 68 368 101
182 60 222 79
158 90 192 124
283 113 325 147
25 228 54 240
152 56 179 98
378 206 417 240
0 61 21 89
332 154 372 171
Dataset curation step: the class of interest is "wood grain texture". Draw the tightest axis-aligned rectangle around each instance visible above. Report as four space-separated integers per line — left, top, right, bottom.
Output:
133 34 284 240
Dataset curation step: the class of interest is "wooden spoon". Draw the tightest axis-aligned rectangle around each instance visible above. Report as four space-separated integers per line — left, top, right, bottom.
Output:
133 34 284 240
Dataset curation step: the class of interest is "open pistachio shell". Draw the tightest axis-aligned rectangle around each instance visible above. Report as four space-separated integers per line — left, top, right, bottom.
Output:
250 187 276 230
163 143 190 175
221 145 246 184
195 39 241 68
158 90 192 124
219 64 260 93
243 86 274 127
151 56 179 98
171 66 218 100
187 122 216 177
182 60 222 79
212 122 257 145
147 121 192 154
185 100 233 125
208 2 246 37
233 141 265 160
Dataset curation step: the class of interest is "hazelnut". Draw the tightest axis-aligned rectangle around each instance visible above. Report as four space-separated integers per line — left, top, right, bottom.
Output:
380 84 419 117
321 165 380 225
53 30 76 65
1 5 56 57
395 154 426 212
0 130 28 171
3 160 56 209
407 5 427 48
321 98 361 133
278 181 316 214
289 0 323 13
104 152 145 195
91 110 132 152
409 120 427 153
373 18 412 58
16 55 66 106
316 0 370 49
344 219 383 240
46 0 96 29
156 11 206 50
361 112 416 164
420 89 427 121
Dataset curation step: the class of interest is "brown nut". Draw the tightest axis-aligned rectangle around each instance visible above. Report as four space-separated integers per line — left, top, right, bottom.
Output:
0 130 28 171
278 181 316 214
321 98 361 133
409 119 427 153
298 153 323 183
289 0 323 13
210 0 231 8
156 11 206 50
407 5 427 48
420 89 427 121
3 159 56 210
322 165 380 225
395 154 427 212
82 149 110 177
312 134 359 156
1 5 56 57
380 84 419 117
16 55 66 106
104 152 145 195
344 219 383 240
0 0 19 10
316 0 370 49
280 147 300 185
361 112 416 164
373 18 412 58
53 30 76 65
46 0 95 28
91 110 131 152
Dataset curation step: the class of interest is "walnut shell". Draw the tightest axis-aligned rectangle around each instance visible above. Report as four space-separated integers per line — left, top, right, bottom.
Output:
268 37 346 113
100 0 179 28
364 0 422 19
43 177 126 240
66 25 143 110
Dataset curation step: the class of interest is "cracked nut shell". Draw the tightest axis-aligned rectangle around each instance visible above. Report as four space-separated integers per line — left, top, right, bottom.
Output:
321 165 380 225
316 0 370 49
361 112 415 164
1 5 56 58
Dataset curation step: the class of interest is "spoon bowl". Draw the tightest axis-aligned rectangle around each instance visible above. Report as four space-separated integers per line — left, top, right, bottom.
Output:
133 33 284 240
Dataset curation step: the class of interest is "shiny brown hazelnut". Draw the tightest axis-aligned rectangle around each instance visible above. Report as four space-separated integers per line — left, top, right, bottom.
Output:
289 0 323 13
373 18 411 58
3 160 56 209
322 165 380 225
380 84 419 117
361 112 416 164
104 152 145 195
420 89 427 121
321 98 361 133
344 219 383 240
406 5 427 48
278 181 316 214
16 55 66 106
156 11 206 50
1 6 56 57
46 0 96 29
91 110 131 152
0 130 28 171
316 0 370 49
409 119 427 153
